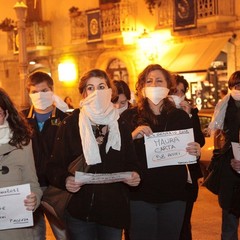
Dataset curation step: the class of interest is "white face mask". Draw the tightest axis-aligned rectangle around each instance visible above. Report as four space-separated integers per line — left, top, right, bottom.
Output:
117 103 128 115
231 89 240 101
81 89 112 114
29 91 54 110
143 87 169 105
169 95 185 108
0 116 12 145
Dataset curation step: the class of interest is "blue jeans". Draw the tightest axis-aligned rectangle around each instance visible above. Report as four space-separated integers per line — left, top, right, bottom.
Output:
221 209 239 240
65 211 122 240
129 200 186 240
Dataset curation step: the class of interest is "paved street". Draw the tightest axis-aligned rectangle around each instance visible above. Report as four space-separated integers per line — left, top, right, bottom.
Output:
46 184 240 239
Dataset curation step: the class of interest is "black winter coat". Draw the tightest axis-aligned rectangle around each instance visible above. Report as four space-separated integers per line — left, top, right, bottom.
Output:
122 106 193 203
47 109 140 229
218 96 240 209
22 106 67 187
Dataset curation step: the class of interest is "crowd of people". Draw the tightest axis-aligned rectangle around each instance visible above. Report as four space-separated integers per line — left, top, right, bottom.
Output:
1 63 240 240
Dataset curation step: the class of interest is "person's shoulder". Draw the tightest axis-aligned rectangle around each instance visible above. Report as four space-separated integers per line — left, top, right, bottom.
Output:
21 107 31 116
62 108 79 125
121 106 138 118
170 107 190 119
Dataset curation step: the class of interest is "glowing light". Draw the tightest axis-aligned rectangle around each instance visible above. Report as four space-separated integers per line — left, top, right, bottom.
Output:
58 62 77 82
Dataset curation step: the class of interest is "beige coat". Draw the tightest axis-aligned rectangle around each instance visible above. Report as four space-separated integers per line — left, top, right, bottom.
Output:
0 141 42 240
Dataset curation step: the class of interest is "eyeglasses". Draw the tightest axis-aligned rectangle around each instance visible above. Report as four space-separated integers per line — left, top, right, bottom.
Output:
0 166 9 174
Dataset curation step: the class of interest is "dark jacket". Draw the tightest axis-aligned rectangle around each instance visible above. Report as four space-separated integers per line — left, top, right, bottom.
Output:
122 106 193 203
22 105 67 187
187 107 205 201
218 96 240 209
47 109 140 229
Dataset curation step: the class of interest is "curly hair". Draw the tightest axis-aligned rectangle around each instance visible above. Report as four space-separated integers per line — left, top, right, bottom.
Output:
135 64 175 126
0 88 32 148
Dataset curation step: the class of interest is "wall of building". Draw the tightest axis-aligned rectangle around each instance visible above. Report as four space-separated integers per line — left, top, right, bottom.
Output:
0 0 239 109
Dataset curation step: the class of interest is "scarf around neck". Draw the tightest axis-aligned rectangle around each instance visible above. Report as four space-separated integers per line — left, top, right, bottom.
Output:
78 89 121 165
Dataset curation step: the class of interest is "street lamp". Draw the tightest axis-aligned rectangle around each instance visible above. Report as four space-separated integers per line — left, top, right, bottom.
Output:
14 1 29 110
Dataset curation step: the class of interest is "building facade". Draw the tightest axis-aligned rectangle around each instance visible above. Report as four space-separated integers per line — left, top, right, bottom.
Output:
0 0 240 109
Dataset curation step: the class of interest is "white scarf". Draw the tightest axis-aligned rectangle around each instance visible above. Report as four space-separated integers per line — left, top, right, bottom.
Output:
208 93 230 133
53 94 69 112
78 89 121 165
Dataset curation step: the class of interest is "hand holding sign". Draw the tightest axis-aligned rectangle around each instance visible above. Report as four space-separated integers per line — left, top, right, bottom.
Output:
144 128 196 168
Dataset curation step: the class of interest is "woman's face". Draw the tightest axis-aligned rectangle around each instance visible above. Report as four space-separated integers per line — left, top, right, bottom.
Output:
113 93 128 109
174 82 185 97
84 77 108 98
145 70 168 88
0 107 5 125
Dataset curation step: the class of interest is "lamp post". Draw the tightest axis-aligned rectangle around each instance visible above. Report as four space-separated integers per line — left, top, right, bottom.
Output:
14 1 29 110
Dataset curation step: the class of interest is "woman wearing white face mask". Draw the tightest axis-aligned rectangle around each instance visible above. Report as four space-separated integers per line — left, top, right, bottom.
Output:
46 69 141 240
111 80 133 115
121 64 201 240
208 71 240 240
169 75 205 240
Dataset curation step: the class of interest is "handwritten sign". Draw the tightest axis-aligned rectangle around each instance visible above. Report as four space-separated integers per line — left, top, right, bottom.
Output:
75 171 132 184
0 184 33 230
144 128 196 168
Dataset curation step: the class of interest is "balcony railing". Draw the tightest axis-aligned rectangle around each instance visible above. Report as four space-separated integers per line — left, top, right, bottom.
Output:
198 0 234 18
156 0 235 28
70 0 136 41
26 21 52 50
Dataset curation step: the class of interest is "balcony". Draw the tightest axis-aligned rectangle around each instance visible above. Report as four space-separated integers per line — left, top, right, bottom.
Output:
70 0 137 42
25 21 52 51
156 0 235 31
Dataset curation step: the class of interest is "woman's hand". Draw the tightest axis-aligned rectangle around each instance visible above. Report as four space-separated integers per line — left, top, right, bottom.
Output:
231 159 240 172
180 100 192 114
24 192 37 211
66 176 83 193
186 142 201 157
132 125 153 140
123 171 141 186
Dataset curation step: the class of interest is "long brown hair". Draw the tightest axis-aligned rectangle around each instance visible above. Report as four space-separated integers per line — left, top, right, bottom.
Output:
135 64 175 126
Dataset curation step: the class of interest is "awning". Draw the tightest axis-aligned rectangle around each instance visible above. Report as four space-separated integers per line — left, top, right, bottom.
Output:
158 37 229 73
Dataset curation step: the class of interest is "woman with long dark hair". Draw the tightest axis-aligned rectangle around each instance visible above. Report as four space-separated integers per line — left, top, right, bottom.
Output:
0 88 42 240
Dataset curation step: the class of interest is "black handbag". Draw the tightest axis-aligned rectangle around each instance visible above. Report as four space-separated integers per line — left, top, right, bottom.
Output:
202 149 226 195
41 154 89 222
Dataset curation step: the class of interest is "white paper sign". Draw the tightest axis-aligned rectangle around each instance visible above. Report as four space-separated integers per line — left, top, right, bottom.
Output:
231 142 240 160
75 171 132 184
0 184 33 230
144 128 196 168
231 142 240 173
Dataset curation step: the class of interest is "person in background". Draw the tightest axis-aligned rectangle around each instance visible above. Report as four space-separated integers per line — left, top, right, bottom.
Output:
121 64 201 240
46 69 141 240
169 75 205 240
22 71 69 240
0 88 42 240
209 71 240 240
219 88 228 102
64 96 74 109
111 79 133 240
111 80 132 115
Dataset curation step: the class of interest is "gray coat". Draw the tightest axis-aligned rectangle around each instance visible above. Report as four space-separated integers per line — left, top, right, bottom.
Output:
0 141 42 240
